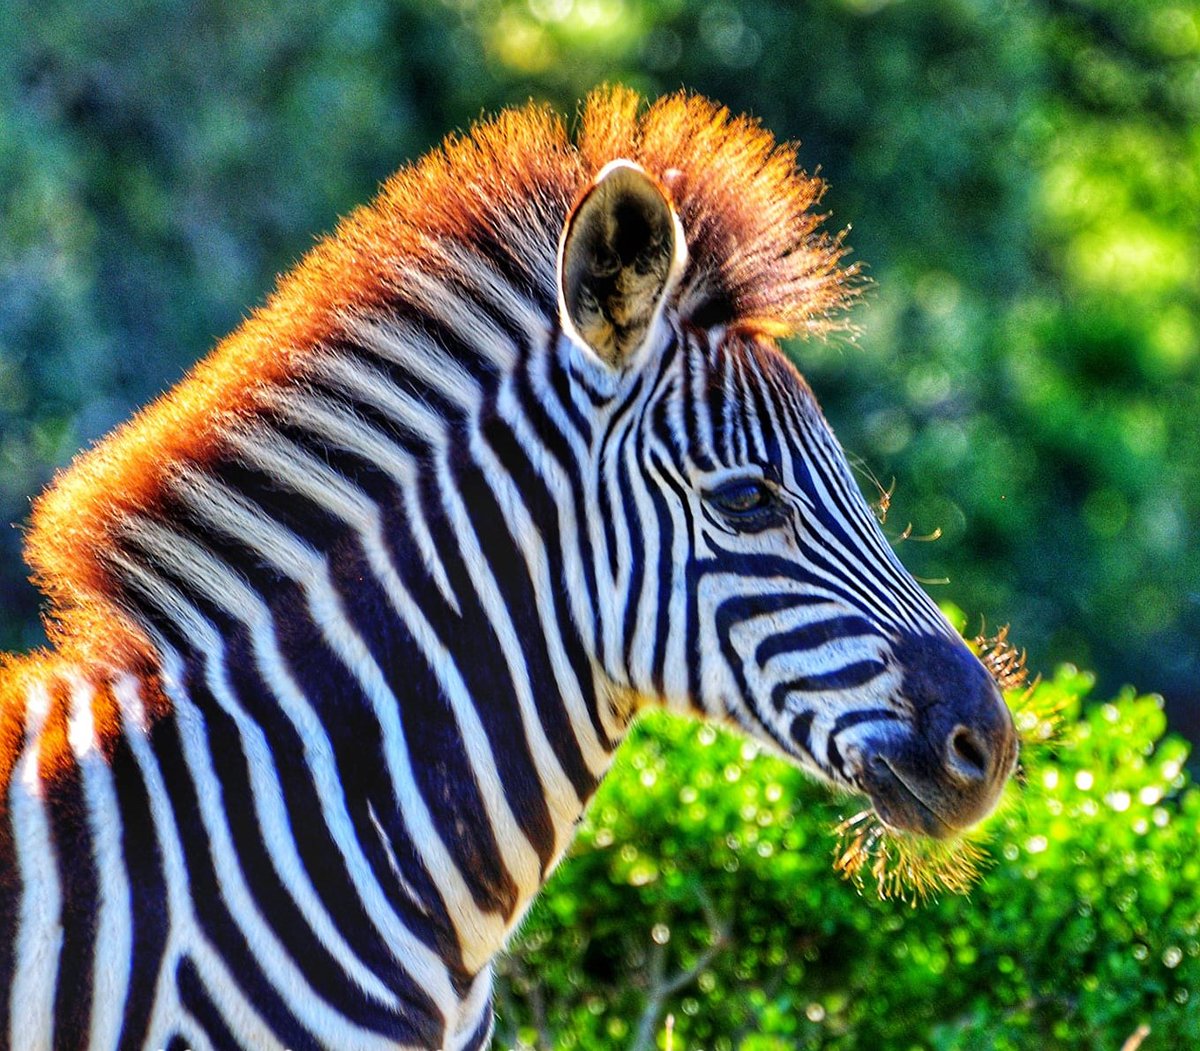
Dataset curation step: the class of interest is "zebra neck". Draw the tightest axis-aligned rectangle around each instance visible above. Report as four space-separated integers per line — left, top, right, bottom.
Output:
99 301 641 973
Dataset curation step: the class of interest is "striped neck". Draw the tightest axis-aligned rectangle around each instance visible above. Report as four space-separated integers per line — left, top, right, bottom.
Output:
93 278 644 975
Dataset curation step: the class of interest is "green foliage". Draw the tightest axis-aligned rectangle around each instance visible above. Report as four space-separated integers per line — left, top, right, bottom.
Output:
496 671 1199 1049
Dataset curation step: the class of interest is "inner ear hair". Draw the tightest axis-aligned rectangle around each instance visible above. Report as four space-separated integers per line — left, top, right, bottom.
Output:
559 162 679 366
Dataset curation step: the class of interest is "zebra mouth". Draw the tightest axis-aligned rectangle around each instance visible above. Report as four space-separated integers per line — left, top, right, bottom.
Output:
861 756 956 839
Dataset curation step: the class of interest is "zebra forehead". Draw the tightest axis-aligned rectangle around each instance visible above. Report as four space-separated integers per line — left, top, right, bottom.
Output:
23 86 857 668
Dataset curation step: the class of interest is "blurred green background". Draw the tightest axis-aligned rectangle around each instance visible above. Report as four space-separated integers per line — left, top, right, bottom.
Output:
2 0 1197 742
3 1 1199 1048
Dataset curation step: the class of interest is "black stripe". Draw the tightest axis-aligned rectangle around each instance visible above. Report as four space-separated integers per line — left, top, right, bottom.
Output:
545 333 593 440
439 267 539 366
620 345 678 690
596 374 644 582
730 356 750 463
742 356 779 464
110 730 170 1051
706 351 735 467
513 348 602 660
47 728 99 1047
176 957 241 1051
359 310 498 392
564 358 612 410
754 616 879 668
615 420 647 680
645 456 677 695
790 711 816 757
770 661 888 712
449 436 599 807
652 459 701 704
651 387 685 473
681 338 716 471
400 462 559 876
257 579 468 993
483 411 615 749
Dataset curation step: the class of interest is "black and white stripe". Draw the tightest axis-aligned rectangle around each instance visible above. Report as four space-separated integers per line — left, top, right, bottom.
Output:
1 150 1014 1050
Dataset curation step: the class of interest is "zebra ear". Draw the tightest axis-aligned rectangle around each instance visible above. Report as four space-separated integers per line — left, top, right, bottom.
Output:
558 160 685 367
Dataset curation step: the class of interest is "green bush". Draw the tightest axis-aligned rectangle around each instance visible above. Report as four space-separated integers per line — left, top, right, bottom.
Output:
495 668 1199 1050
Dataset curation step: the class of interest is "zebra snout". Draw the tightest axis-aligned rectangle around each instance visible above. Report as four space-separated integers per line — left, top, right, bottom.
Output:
861 633 1019 838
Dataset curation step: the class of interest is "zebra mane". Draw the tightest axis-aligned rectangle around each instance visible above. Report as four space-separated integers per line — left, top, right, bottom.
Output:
22 85 856 670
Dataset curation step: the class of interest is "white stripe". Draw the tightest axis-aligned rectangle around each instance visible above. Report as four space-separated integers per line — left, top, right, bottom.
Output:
440 244 550 349
308 352 447 440
719 353 739 465
7 681 60 1051
687 336 719 465
346 314 481 410
68 675 134 1051
175 1015 216 1051
366 802 430 921
397 269 519 371
619 391 668 698
445 965 494 1051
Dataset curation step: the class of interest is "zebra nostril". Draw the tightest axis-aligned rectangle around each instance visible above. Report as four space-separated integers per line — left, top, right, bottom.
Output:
948 725 989 781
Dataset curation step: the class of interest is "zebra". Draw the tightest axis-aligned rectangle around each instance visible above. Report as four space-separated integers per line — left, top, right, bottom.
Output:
0 88 1018 1051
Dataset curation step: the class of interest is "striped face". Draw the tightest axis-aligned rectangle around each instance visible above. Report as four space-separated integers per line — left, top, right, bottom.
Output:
560 162 1017 839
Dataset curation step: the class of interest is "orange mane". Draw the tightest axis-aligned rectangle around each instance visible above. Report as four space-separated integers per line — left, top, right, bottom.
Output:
19 86 856 675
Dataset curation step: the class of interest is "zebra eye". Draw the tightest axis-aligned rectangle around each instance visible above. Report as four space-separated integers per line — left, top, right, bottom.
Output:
706 478 784 531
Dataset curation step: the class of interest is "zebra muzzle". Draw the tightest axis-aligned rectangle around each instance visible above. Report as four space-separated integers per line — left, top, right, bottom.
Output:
860 633 1019 838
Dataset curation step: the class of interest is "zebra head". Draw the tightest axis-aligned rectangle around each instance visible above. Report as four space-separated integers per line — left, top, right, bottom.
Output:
557 160 1018 839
